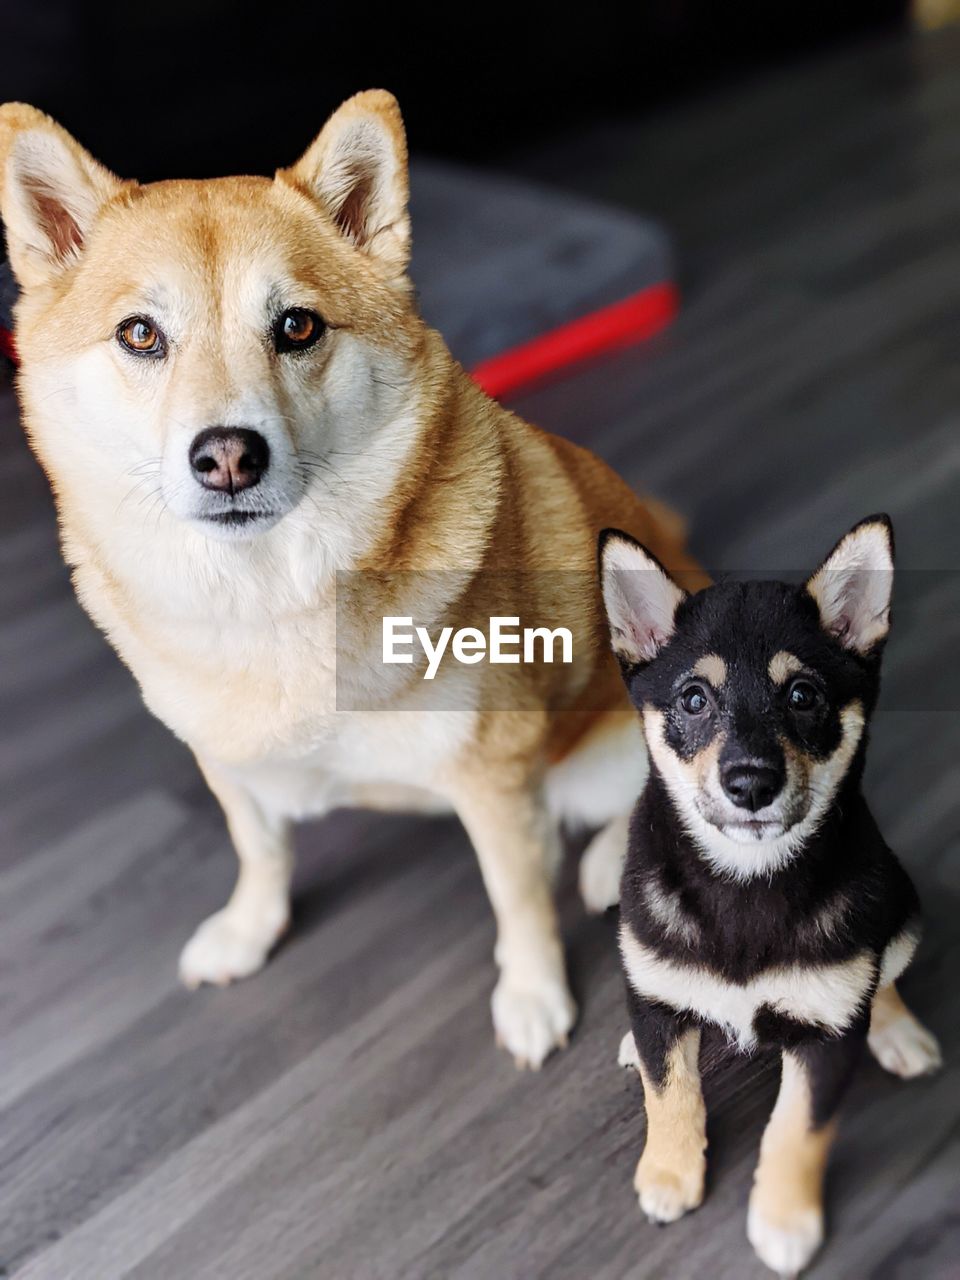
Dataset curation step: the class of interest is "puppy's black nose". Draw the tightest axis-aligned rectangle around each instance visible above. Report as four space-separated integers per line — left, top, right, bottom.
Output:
189 427 269 494
720 762 784 812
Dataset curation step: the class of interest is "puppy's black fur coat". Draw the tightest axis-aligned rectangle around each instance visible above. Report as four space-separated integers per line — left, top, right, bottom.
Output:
601 517 940 1273
611 519 921 1049
622 772 917 1119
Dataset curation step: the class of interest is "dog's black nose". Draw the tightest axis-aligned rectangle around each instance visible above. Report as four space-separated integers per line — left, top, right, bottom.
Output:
189 427 269 494
720 761 784 812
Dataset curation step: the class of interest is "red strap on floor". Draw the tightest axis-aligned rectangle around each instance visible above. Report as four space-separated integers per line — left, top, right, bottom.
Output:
470 281 678 399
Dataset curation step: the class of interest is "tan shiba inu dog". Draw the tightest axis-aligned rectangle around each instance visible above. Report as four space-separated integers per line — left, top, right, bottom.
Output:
0 91 704 1067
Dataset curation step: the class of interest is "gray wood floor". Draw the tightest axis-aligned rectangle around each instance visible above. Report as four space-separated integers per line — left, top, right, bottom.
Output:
3 27 959 1280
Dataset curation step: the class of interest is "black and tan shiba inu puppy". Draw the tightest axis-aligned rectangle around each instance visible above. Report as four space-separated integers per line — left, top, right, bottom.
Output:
599 516 941 1276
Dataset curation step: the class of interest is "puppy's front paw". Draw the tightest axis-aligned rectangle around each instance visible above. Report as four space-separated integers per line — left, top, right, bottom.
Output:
634 1156 704 1224
869 1014 942 1079
747 1202 823 1277
179 907 287 988
492 974 577 1070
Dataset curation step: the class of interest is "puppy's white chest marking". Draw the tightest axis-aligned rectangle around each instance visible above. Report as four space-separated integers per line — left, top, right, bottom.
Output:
619 922 874 1051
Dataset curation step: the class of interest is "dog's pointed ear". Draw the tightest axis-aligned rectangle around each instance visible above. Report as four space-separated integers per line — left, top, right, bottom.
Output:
280 89 410 277
599 529 688 665
0 103 124 289
805 515 894 655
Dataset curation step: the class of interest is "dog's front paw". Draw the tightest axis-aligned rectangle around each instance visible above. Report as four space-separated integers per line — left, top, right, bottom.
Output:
492 974 576 1070
634 1156 704 1224
869 1014 942 1079
747 1202 823 1277
179 907 287 988
618 1030 640 1069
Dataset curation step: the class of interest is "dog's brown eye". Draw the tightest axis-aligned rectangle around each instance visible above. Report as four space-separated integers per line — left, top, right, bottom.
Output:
680 684 709 715
117 316 164 356
788 679 819 711
275 308 324 353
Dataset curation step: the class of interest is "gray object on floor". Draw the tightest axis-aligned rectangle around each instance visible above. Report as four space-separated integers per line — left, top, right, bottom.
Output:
1 28 958 1280
409 160 672 367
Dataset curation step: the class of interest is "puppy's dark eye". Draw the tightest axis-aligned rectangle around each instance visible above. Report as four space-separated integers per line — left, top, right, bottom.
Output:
274 308 325 353
117 316 165 356
788 679 820 711
679 684 710 715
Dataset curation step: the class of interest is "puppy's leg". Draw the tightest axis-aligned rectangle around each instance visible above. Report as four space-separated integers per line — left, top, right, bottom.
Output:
627 990 706 1224
450 777 575 1069
179 760 294 988
748 1033 864 1276
869 982 942 1078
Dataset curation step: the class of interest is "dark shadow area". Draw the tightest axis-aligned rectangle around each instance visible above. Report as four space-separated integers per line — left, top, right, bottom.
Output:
3 2 908 182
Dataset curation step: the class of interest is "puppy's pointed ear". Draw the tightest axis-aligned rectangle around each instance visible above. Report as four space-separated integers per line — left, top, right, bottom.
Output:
599 529 687 665
279 89 410 277
0 103 124 288
805 515 894 655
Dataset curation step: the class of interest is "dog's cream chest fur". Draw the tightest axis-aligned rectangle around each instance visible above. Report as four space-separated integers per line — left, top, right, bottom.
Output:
619 921 876 1051
72 552 476 791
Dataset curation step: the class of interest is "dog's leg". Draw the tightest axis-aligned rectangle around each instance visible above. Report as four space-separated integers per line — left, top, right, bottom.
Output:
625 990 706 1224
868 982 942 1078
748 1033 864 1276
449 776 575 1069
579 812 629 913
179 760 294 988
544 708 644 913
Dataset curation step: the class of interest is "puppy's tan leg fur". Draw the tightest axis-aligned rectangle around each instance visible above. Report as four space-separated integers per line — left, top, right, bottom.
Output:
748 1053 832 1276
869 982 942 1078
179 759 294 988
634 1028 707 1223
448 773 574 1069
